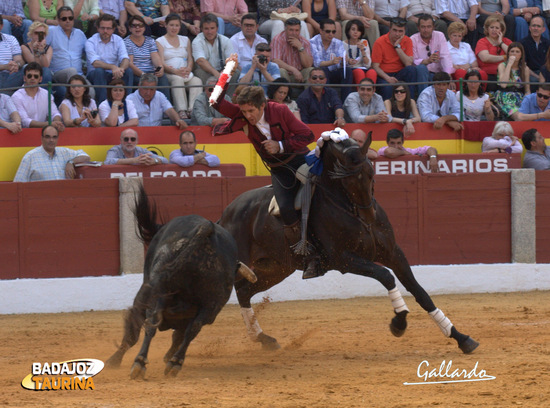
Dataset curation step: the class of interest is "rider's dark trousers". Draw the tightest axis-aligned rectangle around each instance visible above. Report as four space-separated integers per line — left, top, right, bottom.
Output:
270 154 306 226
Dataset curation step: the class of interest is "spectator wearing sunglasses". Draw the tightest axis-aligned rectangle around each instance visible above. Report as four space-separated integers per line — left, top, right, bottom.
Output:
371 17 423 100
0 0 33 44
125 0 170 38
522 128 550 170
47 7 92 105
104 128 168 165
516 84 550 121
310 18 354 101
63 0 100 36
11 62 64 131
372 0 409 36
190 77 232 126
411 14 454 94
296 68 345 126
238 43 281 94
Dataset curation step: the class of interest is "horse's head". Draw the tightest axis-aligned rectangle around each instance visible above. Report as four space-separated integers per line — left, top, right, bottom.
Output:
320 132 376 219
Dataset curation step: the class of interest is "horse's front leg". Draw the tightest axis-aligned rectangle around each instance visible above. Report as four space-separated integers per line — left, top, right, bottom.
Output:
383 245 479 354
341 252 410 337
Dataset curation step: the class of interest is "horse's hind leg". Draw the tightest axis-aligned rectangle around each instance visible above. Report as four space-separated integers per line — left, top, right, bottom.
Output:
384 246 479 354
344 253 410 337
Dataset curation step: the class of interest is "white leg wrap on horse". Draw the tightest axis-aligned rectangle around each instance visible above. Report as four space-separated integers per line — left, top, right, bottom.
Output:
388 288 410 314
240 307 262 339
429 308 453 337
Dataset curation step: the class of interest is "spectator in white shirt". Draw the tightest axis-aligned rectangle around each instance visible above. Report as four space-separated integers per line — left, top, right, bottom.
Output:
11 62 64 131
126 73 187 128
230 14 267 67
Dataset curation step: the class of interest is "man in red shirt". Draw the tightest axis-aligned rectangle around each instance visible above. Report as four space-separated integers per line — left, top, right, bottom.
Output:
371 17 422 100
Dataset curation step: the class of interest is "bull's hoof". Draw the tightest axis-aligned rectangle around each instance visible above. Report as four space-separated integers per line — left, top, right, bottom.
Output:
130 360 147 380
458 336 480 354
257 332 281 351
129 356 148 380
164 359 183 377
389 311 408 337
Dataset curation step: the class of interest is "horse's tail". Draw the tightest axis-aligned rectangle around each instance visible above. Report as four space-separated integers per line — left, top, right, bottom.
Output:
133 184 163 245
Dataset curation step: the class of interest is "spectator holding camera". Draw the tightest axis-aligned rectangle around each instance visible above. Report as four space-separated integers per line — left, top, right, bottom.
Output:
238 43 281 94
60 74 101 127
21 22 53 85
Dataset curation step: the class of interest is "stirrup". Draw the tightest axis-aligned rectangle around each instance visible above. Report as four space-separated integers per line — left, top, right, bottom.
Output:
302 258 323 280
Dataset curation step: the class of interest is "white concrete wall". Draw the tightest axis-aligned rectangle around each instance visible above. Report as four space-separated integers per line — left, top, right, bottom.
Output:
2 264 549 315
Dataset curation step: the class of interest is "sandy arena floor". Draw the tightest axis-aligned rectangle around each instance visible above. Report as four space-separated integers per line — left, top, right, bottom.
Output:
1 291 549 407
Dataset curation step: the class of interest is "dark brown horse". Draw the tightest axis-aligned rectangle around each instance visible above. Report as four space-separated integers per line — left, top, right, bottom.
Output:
219 134 479 354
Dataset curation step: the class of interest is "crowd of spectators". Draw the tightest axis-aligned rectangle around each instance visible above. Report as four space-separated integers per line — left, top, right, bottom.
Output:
2 1 550 160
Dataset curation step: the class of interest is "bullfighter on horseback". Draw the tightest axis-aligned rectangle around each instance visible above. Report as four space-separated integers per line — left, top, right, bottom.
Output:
211 54 322 279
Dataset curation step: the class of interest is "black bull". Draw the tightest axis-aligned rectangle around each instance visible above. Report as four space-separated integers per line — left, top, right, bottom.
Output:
106 186 256 378
219 135 479 354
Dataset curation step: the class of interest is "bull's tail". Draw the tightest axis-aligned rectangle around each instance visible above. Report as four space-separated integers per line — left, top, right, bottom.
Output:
133 184 163 245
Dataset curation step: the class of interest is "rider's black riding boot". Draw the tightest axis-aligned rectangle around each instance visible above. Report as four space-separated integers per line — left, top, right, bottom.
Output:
283 221 323 280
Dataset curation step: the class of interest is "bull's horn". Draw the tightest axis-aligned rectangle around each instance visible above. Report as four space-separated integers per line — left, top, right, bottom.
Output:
237 262 257 283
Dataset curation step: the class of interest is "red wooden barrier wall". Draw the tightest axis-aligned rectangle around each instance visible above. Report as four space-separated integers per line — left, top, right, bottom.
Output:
0 172 538 280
